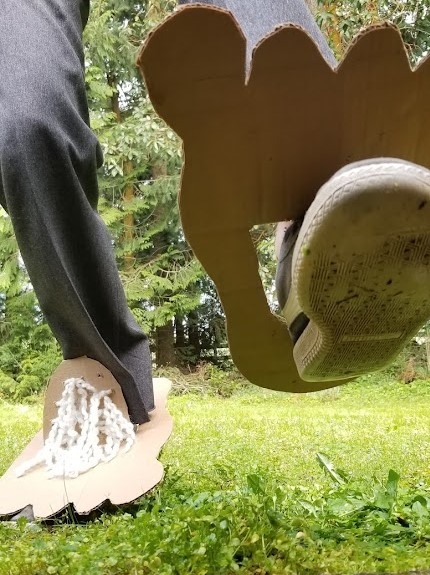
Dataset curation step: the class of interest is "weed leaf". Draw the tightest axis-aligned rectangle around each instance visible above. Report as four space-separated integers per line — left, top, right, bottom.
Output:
316 453 347 485
386 469 400 500
247 473 266 495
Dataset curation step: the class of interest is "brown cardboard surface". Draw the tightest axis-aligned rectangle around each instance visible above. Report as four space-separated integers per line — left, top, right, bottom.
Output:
138 6 430 393
0 358 173 519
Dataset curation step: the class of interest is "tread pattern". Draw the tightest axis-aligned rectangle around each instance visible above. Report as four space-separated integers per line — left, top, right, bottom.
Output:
291 160 430 380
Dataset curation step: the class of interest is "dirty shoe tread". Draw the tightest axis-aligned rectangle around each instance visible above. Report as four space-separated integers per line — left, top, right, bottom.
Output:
286 158 430 381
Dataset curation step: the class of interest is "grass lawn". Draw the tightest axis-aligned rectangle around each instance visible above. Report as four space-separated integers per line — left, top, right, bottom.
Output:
1 375 430 574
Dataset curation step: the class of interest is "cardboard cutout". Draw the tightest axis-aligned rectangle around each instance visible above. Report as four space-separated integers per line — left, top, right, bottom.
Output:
138 5 430 393
0 358 173 519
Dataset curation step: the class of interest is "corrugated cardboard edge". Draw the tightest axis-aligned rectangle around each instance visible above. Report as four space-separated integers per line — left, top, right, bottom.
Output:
138 6 430 393
0 358 173 519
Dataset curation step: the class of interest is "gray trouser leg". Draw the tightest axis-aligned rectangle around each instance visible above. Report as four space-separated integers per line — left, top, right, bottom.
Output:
178 0 337 67
0 0 153 424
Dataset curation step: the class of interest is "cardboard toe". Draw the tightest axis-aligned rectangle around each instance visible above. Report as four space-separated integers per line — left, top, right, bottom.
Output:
0 358 173 519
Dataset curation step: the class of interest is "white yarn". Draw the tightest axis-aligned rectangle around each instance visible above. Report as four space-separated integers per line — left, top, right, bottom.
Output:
16 377 136 479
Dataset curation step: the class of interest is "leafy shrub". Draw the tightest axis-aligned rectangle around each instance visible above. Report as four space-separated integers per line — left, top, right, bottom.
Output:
0 369 18 399
14 375 43 402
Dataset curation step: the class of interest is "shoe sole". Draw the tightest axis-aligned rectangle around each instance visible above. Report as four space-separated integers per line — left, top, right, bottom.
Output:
291 158 430 381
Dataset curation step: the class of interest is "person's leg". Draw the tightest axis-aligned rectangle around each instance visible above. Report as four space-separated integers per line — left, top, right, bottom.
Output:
0 0 153 424
178 0 336 67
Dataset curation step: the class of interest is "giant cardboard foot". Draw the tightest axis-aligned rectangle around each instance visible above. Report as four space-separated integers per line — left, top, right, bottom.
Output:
0 358 173 519
138 5 430 394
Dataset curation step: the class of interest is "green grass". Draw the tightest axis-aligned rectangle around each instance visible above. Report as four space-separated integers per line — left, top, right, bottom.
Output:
1 376 430 574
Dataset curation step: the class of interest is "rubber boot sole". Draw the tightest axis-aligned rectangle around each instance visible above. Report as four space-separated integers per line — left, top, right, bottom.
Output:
290 158 430 381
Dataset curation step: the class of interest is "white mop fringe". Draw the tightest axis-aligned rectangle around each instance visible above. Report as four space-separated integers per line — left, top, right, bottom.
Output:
16 377 136 479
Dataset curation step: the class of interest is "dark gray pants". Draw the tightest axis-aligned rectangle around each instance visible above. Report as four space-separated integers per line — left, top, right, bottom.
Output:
178 0 336 67
0 0 153 424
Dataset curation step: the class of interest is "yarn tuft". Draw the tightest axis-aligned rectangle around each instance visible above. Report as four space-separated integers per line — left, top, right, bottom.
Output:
16 377 136 479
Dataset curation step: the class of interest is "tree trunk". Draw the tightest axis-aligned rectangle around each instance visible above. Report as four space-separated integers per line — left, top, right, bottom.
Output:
107 73 135 272
123 160 135 271
324 3 342 57
151 159 174 366
155 321 176 366
187 310 201 364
